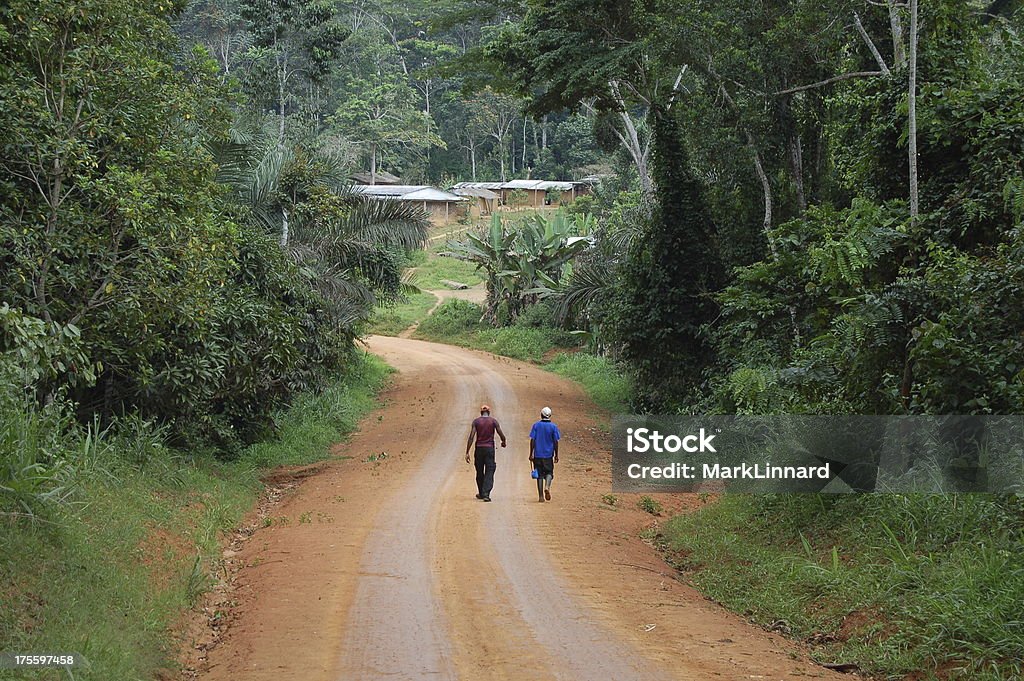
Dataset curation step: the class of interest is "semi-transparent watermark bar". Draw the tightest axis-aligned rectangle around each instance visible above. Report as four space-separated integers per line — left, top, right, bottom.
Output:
612 416 1024 493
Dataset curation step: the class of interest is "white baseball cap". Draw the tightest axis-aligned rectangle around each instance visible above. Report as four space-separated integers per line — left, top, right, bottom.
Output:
540 406 552 418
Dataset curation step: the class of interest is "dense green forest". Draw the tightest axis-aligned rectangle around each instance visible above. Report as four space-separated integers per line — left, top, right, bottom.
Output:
475 0 1024 416
2 0 1023 679
0 0 615 453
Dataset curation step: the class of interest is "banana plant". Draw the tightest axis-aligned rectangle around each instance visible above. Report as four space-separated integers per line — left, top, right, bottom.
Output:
448 212 590 324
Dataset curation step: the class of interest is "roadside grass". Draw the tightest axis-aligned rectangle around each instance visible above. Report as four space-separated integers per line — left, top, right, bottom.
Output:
413 299 571 362
546 353 631 414
660 494 1024 681
414 299 631 412
365 292 437 336
406 248 484 290
0 353 390 681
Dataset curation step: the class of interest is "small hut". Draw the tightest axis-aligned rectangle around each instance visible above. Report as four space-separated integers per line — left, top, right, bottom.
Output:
499 179 547 208
451 186 500 217
402 187 469 222
534 181 576 206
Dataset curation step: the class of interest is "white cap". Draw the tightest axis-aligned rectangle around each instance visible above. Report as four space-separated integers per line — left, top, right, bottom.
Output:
540 406 552 419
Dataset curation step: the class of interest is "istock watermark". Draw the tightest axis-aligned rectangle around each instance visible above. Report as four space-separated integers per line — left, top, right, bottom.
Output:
612 416 1024 493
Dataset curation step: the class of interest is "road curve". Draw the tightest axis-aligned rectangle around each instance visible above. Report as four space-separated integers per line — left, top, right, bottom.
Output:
190 336 839 681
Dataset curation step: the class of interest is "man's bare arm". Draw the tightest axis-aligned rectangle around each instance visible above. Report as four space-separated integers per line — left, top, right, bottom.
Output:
553 440 559 463
465 424 476 461
495 422 507 447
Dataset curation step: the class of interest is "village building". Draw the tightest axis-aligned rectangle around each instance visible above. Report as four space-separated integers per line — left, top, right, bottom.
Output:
451 186 500 217
451 179 597 209
352 184 468 223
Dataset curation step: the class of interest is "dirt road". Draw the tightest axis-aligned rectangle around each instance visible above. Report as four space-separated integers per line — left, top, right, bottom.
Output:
188 336 840 681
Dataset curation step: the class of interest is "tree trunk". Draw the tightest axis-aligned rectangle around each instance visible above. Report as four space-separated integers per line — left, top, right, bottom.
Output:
280 206 289 247
618 110 654 206
745 131 776 258
790 134 807 214
277 39 287 145
541 114 548 149
498 138 507 181
888 0 908 69
908 0 920 221
522 115 528 171
370 143 377 184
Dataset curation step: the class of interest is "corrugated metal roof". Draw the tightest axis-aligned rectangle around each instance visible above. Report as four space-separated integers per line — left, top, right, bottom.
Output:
534 181 575 191
502 179 544 190
352 185 428 197
451 179 585 191
452 187 500 199
349 170 402 184
452 181 504 190
403 188 467 202
353 185 465 202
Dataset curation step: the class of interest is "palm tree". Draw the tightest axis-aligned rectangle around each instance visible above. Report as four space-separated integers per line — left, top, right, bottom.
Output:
549 213 639 337
213 135 430 328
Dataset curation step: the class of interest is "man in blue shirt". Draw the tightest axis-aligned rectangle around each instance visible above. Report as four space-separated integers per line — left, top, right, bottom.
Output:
529 406 560 502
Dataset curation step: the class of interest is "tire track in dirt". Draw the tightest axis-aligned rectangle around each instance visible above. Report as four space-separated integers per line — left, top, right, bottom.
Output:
334 340 463 678
430 347 673 680
187 336 843 681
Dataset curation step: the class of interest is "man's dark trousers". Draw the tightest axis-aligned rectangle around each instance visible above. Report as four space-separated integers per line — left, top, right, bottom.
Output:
474 446 496 497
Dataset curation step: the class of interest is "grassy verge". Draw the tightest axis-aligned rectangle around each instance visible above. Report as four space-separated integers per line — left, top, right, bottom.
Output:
406 248 484 290
659 494 1024 680
0 353 390 680
414 299 631 412
413 299 575 362
365 292 437 336
545 353 631 414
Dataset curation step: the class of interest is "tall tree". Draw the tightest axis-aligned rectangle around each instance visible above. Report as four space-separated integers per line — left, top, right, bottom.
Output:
608 104 725 408
466 89 520 181
333 75 444 183
241 0 348 143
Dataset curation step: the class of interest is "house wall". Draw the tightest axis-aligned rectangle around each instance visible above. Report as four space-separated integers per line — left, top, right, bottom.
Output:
423 201 468 223
501 189 545 209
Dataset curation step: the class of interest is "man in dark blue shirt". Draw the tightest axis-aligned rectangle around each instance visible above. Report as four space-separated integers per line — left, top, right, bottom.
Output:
529 406 560 502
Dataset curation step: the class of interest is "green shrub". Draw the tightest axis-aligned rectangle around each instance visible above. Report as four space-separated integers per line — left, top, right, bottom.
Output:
638 495 663 515
416 299 485 338
0 399 78 518
475 327 554 361
514 301 578 346
0 353 390 679
662 494 1024 679
546 353 631 413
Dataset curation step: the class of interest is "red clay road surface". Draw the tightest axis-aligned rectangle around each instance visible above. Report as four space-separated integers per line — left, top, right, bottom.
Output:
186 336 843 681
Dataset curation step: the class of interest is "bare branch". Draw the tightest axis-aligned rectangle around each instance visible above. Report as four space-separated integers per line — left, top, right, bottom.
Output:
667 65 689 109
854 12 891 76
775 71 884 96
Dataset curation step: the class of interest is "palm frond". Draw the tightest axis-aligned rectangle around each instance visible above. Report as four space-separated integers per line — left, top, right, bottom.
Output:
553 258 616 323
244 147 293 212
337 193 431 250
